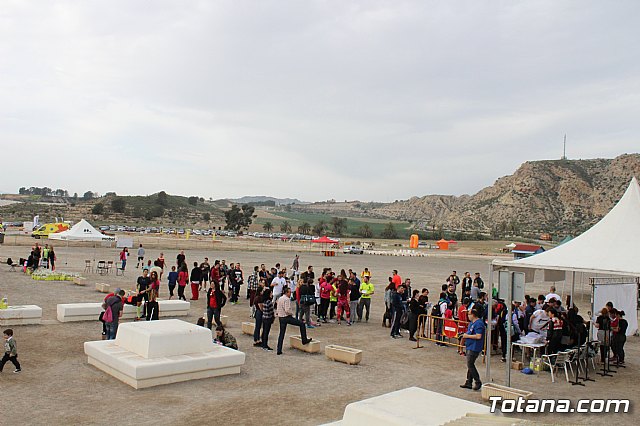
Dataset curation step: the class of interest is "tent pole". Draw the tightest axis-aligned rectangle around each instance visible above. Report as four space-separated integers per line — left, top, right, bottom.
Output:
486 265 494 382
570 271 575 308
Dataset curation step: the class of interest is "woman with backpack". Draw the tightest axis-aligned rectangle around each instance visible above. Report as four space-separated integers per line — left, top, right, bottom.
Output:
206 282 226 329
177 263 189 301
299 278 316 328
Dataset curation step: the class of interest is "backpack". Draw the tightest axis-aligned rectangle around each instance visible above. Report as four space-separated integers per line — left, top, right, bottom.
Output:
102 305 113 323
431 302 442 317
400 311 410 329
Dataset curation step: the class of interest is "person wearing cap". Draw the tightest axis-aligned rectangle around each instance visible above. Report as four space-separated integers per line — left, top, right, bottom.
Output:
270 270 287 304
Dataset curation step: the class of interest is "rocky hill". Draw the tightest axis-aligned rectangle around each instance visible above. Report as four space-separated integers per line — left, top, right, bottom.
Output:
371 154 640 236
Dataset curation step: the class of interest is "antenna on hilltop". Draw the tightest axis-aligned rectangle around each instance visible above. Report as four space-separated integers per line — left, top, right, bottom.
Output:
561 134 567 160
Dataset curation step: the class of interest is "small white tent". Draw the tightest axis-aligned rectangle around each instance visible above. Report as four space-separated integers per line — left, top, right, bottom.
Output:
48 219 116 242
493 177 640 336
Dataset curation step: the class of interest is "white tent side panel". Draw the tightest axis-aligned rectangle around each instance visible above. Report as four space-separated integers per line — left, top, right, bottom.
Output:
592 283 637 337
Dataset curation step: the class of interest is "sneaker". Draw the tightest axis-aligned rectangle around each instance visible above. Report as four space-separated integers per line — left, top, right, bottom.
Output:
302 338 313 345
473 383 482 391
253 342 262 347
263 347 273 351
391 335 400 339
276 351 283 355
13 369 21 374
347 322 352 326
306 325 315 329
409 337 417 342
501 357 506 363
459 383 472 389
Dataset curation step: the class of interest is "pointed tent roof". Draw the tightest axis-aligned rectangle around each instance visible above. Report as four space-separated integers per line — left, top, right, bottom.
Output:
48 219 116 242
493 177 640 276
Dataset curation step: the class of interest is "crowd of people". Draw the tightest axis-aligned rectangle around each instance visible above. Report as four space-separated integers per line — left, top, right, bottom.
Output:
8 242 57 272
95 249 628 388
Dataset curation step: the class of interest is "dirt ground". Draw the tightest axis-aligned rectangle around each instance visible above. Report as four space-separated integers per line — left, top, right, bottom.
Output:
0 238 638 425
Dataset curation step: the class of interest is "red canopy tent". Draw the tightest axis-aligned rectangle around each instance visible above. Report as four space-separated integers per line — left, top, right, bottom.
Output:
312 236 339 244
312 236 339 256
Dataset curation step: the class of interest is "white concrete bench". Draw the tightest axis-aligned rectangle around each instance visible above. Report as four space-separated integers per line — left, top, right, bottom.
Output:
325 344 363 365
289 335 320 353
85 319 245 389
0 305 43 326
57 300 190 322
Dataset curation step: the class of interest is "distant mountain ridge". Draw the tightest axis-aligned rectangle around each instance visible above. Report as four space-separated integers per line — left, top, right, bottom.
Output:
230 196 304 206
289 154 640 237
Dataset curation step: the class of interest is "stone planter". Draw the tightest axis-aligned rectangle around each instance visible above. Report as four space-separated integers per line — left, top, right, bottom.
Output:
325 344 363 365
289 335 320 353
241 322 254 335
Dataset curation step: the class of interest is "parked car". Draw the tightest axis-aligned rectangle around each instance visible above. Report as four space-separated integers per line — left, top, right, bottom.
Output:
343 245 364 254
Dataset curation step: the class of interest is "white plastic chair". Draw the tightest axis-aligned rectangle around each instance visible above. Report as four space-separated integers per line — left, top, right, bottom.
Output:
542 351 573 383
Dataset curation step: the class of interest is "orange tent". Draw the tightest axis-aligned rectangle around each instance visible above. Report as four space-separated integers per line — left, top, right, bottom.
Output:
436 239 449 250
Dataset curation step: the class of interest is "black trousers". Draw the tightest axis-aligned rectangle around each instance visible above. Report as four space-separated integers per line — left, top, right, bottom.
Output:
253 309 263 342
178 285 186 301
329 301 337 319
277 316 308 353
408 312 418 338
319 298 330 319
231 283 240 303
207 307 221 329
465 350 481 385
0 353 20 371
262 318 273 348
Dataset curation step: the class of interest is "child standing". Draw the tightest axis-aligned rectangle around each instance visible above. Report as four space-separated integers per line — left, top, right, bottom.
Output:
1 329 21 373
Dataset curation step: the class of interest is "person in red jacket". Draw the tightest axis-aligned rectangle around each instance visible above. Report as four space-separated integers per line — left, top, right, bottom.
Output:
177 263 189 301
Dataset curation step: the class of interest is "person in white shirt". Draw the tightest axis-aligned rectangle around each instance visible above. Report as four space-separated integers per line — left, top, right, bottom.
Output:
270 270 287 303
136 244 145 268
275 288 312 355
544 286 562 303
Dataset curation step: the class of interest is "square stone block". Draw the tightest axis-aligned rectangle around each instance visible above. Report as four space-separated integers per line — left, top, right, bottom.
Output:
84 320 246 389
0 305 42 326
241 322 254 335
289 335 320 353
74 277 87 286
115 319 213 358
325 344 362 365
342 387 490 425
95 283 111 293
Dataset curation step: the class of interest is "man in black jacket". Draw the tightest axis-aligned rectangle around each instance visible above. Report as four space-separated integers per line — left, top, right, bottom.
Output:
390 286 406 338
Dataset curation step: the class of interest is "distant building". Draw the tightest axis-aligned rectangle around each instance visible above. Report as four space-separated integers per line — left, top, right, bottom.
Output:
512 244 545 259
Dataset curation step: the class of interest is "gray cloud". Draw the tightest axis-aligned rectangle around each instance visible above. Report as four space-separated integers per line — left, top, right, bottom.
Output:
1 0 639 201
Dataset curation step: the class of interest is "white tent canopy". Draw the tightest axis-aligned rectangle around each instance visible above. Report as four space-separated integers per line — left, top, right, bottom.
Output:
492 177 639 338
48 219 115 242
493 177 640 276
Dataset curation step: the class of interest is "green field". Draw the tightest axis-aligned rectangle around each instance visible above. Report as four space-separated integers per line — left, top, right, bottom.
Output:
254 211 413 238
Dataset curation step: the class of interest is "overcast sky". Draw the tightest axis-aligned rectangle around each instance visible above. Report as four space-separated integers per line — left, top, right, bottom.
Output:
1 1 639 202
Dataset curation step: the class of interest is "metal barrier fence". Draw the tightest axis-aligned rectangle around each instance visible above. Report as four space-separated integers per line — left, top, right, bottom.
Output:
415 314 469 349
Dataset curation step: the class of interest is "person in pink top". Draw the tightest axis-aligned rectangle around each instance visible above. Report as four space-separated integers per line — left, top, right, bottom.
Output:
119 247 129 270
319 270 333 323
177 263 189 301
